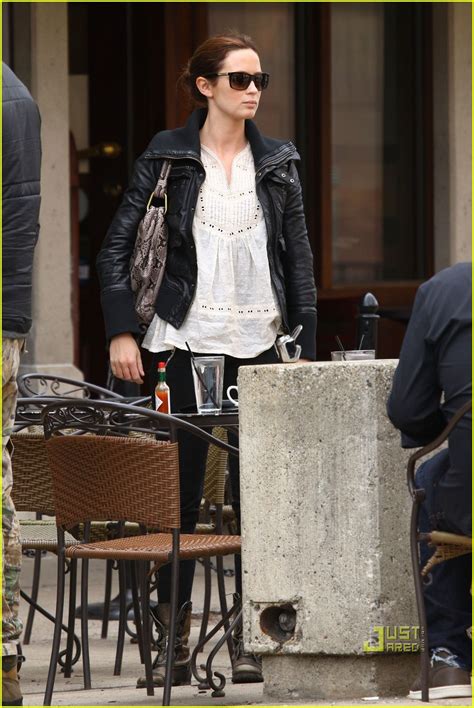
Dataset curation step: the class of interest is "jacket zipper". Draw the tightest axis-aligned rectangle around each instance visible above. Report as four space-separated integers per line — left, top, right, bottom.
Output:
256 147 298 334
263 191 289 334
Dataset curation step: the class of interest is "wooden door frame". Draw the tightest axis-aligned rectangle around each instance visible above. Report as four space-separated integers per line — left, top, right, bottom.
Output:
163 3 208 129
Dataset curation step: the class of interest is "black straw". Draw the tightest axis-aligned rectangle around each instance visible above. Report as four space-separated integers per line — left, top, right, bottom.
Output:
185 341 195 360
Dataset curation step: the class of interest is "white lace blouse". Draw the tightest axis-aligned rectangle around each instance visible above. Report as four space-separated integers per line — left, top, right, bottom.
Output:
142 143 282 358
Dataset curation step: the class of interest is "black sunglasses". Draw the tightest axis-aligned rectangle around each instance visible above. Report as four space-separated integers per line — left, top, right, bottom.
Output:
204 71 270 91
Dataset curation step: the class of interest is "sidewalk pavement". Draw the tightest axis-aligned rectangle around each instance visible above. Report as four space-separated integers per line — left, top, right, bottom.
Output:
18 554 467 707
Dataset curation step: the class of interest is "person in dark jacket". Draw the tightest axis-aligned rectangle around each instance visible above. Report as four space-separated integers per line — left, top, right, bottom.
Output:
387 262 471 700
2 63 41 706
97 33 317 687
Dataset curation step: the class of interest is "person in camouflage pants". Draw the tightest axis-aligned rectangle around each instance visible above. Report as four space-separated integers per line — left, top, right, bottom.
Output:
3 63 41 705
2 338 25 659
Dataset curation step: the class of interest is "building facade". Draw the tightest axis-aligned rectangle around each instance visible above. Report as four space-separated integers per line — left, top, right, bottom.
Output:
2 2 471 386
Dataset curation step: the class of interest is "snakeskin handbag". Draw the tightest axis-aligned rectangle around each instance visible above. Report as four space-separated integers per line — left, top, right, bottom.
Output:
130 159 172 326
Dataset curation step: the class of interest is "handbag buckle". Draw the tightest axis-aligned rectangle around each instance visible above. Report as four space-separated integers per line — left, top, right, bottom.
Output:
147 191 168 213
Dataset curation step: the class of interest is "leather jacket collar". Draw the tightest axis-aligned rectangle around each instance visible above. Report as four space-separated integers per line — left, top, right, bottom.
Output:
144 108 300 171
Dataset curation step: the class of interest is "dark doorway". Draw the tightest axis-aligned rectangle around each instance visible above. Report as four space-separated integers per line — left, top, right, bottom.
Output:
69 3 207 386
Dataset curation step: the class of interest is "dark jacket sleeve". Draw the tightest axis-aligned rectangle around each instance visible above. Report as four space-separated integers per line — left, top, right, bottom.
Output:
387 285 446 447
96 152 161 340
282 161 317 359
2 64 42 336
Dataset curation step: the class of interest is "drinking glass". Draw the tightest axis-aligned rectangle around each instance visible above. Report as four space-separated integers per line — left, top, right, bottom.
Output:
331 350 376 361
191 356 224 414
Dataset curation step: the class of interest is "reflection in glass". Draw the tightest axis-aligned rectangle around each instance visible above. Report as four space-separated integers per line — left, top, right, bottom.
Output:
331 4 427 284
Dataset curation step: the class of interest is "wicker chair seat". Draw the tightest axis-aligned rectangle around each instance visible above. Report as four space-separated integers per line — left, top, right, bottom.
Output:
65 532 241 562
92 520 216 535
420 530 472 576
20 521 80 551
19 519 151 552
93 520 216 536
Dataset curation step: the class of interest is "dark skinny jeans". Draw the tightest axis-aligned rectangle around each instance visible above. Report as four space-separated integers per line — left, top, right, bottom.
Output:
415 450 472 668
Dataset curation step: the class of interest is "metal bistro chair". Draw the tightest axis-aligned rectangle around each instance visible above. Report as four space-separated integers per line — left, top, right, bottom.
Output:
14 396 155 686
13 396 143 680
15 376 149 645
41 399 242 706
13 373 121 645
17 380 234 655
407 399 472 702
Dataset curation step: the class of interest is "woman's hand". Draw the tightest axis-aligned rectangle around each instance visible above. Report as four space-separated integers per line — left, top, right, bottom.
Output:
109 333 144 384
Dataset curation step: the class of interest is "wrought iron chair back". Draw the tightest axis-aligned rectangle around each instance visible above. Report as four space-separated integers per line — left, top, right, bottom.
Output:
42 398 238 452
18 373 124 400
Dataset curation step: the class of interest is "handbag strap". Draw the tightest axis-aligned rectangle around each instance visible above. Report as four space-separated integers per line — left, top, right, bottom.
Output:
153 159 172 199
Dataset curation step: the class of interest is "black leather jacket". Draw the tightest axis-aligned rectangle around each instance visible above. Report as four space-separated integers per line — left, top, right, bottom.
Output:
97 108 317 359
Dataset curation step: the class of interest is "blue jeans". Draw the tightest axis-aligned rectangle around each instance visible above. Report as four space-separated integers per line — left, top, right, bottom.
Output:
415 451 472 667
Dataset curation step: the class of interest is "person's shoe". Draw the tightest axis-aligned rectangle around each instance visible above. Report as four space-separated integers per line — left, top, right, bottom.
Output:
2 656 23 706
231 613 263 684
408 648 472 700
136 601 192 688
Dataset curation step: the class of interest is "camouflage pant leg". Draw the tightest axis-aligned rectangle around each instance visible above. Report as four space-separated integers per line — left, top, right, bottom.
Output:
2 337 24 656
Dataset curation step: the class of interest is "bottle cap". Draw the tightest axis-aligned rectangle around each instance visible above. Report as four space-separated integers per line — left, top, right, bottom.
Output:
157 361 166 369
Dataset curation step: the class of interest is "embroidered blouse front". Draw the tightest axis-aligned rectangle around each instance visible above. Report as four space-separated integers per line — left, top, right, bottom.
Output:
142 143 281 358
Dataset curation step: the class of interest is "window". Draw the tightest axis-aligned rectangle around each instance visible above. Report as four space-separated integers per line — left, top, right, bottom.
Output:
330 4 430 284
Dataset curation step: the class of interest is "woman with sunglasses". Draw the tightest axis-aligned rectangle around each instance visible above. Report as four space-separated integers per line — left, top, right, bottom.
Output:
97 32 316 688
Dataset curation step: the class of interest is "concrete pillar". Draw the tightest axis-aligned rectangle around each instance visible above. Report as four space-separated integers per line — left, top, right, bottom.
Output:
433 3 472 270
239 360 419 700
20 3 81 380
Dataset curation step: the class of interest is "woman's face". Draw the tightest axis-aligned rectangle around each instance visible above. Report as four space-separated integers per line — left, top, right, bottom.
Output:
198 48 263 121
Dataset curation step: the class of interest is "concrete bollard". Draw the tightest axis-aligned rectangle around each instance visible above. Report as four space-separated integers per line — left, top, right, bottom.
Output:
239 359 419 700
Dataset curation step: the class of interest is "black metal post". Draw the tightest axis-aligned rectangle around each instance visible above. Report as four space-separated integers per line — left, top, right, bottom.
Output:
356 292 380 353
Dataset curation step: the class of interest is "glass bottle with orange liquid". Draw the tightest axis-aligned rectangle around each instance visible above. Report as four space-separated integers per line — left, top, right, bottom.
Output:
154 361 171 413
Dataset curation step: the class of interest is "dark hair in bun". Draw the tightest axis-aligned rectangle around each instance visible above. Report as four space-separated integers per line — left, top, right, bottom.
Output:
177 31 259 106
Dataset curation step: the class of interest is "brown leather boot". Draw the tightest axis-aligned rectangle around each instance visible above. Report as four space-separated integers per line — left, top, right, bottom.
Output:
137 601 192 688
231 609 263 684
2 656 23 706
